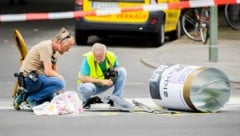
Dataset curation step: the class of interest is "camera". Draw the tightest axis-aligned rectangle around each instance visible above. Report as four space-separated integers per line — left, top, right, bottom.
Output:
104 68 118 79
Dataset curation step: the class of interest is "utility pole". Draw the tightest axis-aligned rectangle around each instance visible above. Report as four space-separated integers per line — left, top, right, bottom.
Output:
209 6 218 62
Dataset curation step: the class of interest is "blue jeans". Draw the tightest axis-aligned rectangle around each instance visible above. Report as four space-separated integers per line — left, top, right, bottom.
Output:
24 75 65 104
78 67 127 103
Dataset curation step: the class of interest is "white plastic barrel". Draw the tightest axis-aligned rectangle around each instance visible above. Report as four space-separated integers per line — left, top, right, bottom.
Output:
149 64 231 112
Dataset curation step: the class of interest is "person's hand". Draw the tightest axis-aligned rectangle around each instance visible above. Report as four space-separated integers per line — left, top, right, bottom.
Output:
101 79 113 86
58 74 64 80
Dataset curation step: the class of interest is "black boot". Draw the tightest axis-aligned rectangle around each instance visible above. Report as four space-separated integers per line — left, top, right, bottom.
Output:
83 96 103 109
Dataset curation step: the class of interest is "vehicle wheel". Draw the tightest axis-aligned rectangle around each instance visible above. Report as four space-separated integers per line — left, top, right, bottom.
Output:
168 21 181 41
181 9 202 41
200 8 210 44
75 30 88 45
152 23 165 47
224 4 240 30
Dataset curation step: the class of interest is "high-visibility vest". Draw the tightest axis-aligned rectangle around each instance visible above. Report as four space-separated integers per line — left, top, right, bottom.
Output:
81 51 116 80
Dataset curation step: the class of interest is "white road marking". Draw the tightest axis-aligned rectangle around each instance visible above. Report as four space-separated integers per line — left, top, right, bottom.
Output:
1 97 239 111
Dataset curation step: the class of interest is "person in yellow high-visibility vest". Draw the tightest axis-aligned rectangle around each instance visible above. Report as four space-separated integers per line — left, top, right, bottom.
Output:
77 43 127 108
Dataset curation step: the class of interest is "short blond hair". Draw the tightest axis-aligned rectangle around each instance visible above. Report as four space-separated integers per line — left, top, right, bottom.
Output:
55 27 71 42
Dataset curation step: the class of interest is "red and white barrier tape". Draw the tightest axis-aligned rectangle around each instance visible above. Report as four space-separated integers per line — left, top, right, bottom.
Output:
0 0 239 22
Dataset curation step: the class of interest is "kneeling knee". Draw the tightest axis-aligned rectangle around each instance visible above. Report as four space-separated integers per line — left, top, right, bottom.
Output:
56 79 65 90
117 67 127 77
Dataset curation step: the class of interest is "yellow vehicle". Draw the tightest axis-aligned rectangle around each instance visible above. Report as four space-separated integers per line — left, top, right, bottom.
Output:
75 0 181 46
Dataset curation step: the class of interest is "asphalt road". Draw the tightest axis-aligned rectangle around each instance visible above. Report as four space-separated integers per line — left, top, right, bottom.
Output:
1 1 240 136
